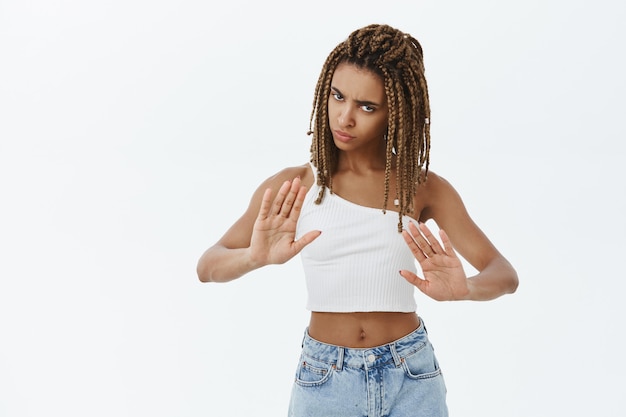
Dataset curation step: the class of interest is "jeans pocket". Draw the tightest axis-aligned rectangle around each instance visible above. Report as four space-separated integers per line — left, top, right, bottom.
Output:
401 342 442 380
294 355 334 387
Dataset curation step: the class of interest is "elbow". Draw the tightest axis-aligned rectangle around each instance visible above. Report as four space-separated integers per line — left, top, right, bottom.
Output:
490 257 519 296
508 275 519 295
505 264 519 295
196 255 236 283
196 257 213 283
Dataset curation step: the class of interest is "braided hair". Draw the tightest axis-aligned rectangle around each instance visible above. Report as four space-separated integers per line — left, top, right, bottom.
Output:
308 24 431 232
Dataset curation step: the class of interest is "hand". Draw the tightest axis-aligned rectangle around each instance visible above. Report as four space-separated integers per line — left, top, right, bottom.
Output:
249 177 321 266
400 222 469 301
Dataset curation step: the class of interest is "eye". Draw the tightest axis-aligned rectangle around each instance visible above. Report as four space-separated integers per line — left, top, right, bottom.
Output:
361 105 375 113
331 92 344 101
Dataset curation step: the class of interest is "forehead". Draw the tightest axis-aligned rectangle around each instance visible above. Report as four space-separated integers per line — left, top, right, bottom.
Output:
331 63 386 102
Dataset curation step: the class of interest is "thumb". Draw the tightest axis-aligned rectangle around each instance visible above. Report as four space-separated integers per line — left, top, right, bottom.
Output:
293 230 322 253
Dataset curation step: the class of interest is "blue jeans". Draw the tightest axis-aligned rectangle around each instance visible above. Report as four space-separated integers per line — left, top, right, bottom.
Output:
288 319 448 417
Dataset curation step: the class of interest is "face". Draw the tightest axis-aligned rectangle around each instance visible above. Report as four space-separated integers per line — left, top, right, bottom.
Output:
327 62 389 153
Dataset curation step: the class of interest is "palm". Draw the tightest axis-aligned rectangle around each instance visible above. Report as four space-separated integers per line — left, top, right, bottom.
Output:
249 178 320 266
251 207 301 265
400 222 469 301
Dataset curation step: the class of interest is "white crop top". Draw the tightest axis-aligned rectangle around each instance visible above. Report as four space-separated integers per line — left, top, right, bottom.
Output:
295 163 418 312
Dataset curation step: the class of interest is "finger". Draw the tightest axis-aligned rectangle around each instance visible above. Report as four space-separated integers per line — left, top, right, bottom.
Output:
409 222 435 257
279 177 301 217
401 228 427 262
418 222 445 254
399 270 428 293
412 277 430 295
257 188 273 220
270 180 291 216
293 230 322 253
407 222 434 256
289 185 308 220
439 229 457 258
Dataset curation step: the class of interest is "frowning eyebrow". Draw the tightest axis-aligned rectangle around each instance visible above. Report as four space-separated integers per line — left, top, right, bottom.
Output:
331 87 382 107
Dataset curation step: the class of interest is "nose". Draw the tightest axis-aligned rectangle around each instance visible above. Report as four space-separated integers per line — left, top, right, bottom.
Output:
338 106 355 128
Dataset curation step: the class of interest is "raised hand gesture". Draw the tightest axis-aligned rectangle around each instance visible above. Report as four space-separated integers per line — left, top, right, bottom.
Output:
400 222 469 301
249 177 321 267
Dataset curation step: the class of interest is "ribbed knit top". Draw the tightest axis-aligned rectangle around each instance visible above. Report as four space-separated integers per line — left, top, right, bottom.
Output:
295 164 418 312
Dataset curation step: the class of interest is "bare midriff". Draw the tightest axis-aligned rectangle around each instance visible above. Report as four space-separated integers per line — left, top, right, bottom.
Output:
308 311 421 348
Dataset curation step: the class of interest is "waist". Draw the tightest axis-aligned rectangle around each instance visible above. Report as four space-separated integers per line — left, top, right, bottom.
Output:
308 311 420 348
301 317 429 369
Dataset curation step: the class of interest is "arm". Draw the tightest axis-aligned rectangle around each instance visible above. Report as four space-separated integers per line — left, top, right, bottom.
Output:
400 172 518 301
196 167 321 283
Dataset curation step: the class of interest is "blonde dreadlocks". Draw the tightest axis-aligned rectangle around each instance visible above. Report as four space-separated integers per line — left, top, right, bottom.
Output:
308 24 431 232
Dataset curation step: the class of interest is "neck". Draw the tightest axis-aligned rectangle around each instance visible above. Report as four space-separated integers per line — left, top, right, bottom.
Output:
336 144 388 174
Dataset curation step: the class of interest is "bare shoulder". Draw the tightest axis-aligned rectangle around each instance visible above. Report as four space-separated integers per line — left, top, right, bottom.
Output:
243 162 313 215
418 170 467 222
261 163 314 190
422 170 456 192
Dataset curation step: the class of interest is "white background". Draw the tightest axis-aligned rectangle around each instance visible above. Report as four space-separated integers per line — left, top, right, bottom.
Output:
1 0 625 416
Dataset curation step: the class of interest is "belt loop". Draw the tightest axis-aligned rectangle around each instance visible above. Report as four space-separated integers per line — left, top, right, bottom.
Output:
390 343 402 367
336 347 345 371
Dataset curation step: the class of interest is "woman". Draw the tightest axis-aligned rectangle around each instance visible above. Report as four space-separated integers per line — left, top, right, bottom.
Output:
197 24 518 417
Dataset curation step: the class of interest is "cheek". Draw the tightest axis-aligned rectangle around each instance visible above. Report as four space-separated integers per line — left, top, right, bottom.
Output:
371 116 388 135
327 100 339 121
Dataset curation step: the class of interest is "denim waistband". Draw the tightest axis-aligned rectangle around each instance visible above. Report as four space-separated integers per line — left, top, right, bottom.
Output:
300 318 429 371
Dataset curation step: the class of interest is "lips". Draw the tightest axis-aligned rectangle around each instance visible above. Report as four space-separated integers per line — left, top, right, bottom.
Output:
333 129 355 143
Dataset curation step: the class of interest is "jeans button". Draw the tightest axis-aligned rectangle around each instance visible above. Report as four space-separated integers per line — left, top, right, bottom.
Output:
367 354 376 363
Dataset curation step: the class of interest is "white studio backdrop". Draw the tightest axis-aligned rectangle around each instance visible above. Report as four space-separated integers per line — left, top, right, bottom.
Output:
1 0 625 416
